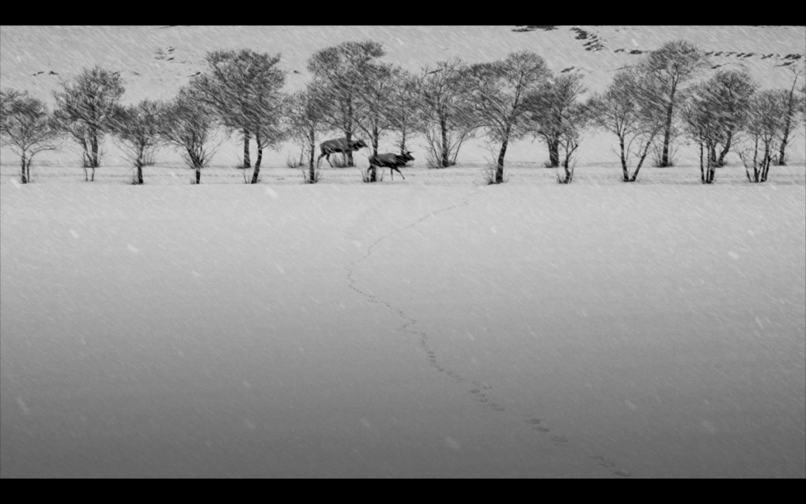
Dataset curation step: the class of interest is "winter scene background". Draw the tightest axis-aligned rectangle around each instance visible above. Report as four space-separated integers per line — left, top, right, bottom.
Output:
1 25 804 478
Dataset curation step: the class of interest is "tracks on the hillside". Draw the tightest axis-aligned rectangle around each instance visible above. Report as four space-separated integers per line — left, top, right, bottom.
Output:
344 186 631 478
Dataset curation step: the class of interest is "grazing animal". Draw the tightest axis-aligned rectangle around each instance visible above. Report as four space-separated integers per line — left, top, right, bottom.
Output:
317 137 367 167
367 151 414 181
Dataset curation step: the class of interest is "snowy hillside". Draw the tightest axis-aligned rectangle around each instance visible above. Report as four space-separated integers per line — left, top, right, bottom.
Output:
1 25 804 170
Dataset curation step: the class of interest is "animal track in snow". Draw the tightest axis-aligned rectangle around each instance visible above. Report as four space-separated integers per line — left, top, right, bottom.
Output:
344 186 631 477
344 187 486 395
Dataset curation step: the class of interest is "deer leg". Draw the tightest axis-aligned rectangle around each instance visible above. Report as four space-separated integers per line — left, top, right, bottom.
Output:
393 167 405 180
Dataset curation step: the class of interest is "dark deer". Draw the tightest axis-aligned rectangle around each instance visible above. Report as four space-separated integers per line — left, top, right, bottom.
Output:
317 137 367 167
367 151 414 181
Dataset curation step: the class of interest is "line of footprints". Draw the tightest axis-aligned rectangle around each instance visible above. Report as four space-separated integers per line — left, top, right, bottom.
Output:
347 192 631 477
422 341 631 477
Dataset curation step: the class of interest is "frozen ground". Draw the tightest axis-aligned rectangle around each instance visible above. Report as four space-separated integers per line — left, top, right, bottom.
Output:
1 166 804 478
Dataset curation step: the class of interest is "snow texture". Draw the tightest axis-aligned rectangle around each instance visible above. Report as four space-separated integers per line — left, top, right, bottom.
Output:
1 179 804 477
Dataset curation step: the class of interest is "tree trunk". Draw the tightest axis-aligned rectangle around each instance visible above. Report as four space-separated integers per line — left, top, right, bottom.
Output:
20 155 28 184
400 130 407 155
251 149 262 184
346 99 355 167
562 151 572 183
440 115 449 168
548 139 560 168
496 138 508 184
255 146 263 170
777 81 798 166
660 92 675 167
91 167 95 182
344 129 354 167
708 145 716 166
717 130 733 167
762 142 771 182
698 141 705 183
778 116 792 166
136 165 143 185
308 132 316 181
619 137 629 181
309 133 316 171
90 130 100 169
633 140 653 182
243 129 251 168
195 167 201 185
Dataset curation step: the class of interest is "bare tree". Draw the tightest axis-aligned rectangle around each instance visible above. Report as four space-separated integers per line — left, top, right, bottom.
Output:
354 61 397 182
0 89 60 184
53 66 125 181
640 40 710 167
554 102 589 184
588 68 666 182
464 51 550 184
698 69 758 167
110 100 164 185
736 90 789 183
387 67 424 156
418 58 477 168
287 83 330 184
681 83 725 184
526 71 586 168
191 49 286 180
775 65 804 165
355 62 396 155
244 77 287 184
308 40 384 167
160 87 221 184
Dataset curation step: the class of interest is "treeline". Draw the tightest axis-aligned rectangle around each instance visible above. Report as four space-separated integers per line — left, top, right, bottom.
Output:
1 39 804 186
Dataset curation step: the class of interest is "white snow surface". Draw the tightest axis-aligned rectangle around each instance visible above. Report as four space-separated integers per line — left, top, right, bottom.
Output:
1 171 804 477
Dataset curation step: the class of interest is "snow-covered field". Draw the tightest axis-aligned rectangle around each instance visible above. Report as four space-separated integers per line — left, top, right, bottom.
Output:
1 164 804 477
